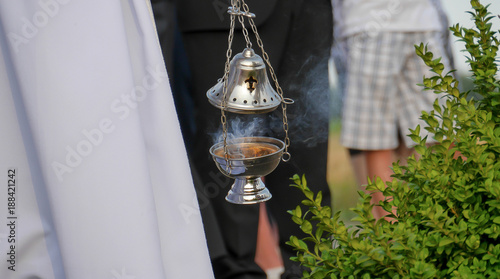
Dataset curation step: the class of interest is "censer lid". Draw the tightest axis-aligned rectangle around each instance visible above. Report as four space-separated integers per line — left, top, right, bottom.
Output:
207 48 282 114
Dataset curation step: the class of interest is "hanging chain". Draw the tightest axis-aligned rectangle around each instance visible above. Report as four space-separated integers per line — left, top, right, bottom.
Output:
221 0 292 162
237 12 252 48
221 0 238 172
240 0 292 162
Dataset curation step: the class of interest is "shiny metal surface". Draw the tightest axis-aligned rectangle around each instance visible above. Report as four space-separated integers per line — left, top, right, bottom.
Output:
209 137 284 204
227 6 255 18
225 178 271 204
207 48 282 114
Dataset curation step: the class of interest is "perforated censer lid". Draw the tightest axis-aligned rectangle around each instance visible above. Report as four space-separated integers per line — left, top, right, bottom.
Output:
206 48 282 114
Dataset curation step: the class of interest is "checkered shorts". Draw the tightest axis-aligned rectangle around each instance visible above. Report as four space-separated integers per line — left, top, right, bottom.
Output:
335 31 451 150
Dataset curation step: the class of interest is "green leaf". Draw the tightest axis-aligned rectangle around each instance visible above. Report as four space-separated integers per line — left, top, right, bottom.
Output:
466 235 480 250
304 189 314 201
301 220 313 234
292 216 303 225
298 239 309 251
374 177 386 192
415 144 426 155
315 191 323 205
391 254 404 261
439 238 454 247
355 255 371 265
433 100 442 113
290 235 301 247
302 174 308 188
365 183 379 192
315 227 325 241
391 242 406 251
302 200 315 207
351 239 362 250
295 205 302 218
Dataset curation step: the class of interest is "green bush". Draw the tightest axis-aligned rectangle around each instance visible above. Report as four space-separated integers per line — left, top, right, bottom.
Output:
287 1 500 278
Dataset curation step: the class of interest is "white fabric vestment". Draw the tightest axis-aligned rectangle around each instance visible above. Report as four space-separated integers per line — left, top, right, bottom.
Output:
0 0 213 278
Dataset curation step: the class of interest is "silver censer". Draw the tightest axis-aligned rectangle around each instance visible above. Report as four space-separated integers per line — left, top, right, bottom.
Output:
207 1 292 204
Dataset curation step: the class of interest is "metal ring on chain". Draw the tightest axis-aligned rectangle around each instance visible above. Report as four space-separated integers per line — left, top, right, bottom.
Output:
282 152 291 162
282 98 295 105
227 6 255 18
238 13 252 48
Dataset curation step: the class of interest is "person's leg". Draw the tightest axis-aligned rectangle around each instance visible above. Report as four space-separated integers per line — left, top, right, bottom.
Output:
340 33 415 220
348 149 368 187
394 140 414 164
365 138 416 220
365 149 394 219
255 203 284 278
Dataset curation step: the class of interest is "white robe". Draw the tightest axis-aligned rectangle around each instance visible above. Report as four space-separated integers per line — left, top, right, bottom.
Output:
0 0 213 278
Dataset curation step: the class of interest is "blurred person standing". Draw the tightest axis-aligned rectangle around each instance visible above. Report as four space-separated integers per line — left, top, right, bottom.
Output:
331 0 453 219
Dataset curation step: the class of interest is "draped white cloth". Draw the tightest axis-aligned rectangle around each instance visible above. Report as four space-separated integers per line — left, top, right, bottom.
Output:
0 0 213 278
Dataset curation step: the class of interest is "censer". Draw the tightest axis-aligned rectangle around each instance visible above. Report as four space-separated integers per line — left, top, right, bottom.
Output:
208 0 292 204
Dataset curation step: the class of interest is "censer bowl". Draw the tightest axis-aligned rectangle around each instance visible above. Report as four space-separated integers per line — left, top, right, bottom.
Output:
209 137 284 204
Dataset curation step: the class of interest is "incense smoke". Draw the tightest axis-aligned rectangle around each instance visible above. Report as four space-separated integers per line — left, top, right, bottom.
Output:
211 116 269 144
211 54 337 149
268 54 333 148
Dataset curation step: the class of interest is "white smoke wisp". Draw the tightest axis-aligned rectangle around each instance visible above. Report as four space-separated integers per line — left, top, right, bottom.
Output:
210 53 334 149
211 116 269 144
268 55 333 148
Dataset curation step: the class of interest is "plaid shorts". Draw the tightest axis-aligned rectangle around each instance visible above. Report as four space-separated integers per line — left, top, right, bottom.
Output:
336 31 451 150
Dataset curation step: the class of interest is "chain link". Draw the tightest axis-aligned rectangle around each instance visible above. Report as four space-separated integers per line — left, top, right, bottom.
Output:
220 0 291 162
240 0 291 161
221 0 238 172
237 12 252 48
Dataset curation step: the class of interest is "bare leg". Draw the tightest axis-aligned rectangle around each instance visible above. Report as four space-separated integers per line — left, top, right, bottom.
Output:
255 203 283 277
395 142 415 165
348 150 368 187
365 149 395 219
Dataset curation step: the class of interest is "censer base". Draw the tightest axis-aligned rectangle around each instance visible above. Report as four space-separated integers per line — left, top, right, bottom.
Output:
226 177 271 204
210 137 283 205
